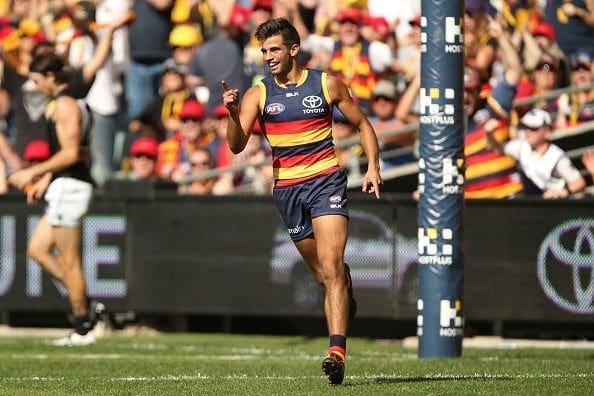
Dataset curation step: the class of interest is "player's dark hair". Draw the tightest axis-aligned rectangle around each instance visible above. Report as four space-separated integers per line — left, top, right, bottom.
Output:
255 18 300 48
29 53 71 84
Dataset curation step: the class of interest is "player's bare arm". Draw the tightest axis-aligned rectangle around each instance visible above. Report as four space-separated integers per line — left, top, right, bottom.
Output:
326 75 383 198
9 97 82 190
222 80 261 154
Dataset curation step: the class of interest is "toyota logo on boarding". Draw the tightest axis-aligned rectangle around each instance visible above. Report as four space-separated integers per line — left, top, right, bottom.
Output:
537 218 594 315
302 95 322 109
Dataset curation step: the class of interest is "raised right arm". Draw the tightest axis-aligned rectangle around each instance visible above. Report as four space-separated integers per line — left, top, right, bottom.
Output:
222 81 262 154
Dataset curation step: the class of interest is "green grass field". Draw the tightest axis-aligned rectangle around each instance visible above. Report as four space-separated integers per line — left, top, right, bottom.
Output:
0 332 592 395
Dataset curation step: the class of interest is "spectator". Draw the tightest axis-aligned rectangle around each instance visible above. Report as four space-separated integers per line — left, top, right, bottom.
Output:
298 6 401 114
545 0 594 57
125 0 174 121
177 147 217 195
186 19 244 116
156 97 215 179
361 16 395 51
125 136 160 180
487 108 586 198
395 14 422 92
0 12 132 168
368 79 416 168
86 0 131 187
555 50 594 128
207 104 235 194
464 2 497 83
464 17 524 199
168 22 202 68
129 58 192 141
332 108 363 172
521 19 570 88
230 131 273 195
526 52 562 114
67 0 97 69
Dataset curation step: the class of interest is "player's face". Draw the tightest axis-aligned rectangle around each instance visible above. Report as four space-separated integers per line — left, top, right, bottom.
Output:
261 35 297 76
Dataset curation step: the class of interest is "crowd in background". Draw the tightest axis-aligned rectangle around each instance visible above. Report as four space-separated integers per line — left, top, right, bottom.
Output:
0 0 593 198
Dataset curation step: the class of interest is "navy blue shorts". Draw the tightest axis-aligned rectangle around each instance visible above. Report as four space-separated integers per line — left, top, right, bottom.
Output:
273 169 349 241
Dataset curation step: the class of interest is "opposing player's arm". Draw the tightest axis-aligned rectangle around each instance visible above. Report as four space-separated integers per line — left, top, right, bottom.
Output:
326 74 383 198
223 81 261 154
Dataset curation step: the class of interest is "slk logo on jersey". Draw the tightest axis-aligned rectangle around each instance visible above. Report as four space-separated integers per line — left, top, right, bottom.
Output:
302 95 322 109
266 103 285 115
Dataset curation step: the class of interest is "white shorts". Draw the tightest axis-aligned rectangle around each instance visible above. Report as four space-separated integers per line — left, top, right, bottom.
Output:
45 177 93 227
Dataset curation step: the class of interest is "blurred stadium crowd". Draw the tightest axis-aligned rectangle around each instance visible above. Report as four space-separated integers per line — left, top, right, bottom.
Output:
0 0 593 198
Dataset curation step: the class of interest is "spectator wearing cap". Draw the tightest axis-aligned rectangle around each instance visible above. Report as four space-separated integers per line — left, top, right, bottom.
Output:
156 97 215 180
124 136 160 181
368 79 417 168
464 17 525 199
361 16 395 50
169 23 202 68
487 108 586 198
297 6 403 114
521 19 570 88
129 58 193 141
125 0 174 121
556 50 594 128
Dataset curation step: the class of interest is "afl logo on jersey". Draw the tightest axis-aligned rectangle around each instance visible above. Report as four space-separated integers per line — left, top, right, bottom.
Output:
302 95 323 109
266 103 286 115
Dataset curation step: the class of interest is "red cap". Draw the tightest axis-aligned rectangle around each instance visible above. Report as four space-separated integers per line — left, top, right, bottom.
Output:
130 137 159 158
532 21 555 41
231 4 251 27
252 0 273 12
364 16 390 38
337 7 363 24
213 104 229 118
23 139 50 162
178 99 206 120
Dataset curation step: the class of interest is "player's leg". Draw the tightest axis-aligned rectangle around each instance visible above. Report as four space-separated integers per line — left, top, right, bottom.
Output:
47 178 102 345
311 214 349 337
54 225 88 318
296 214 350 385
26 214 64 282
